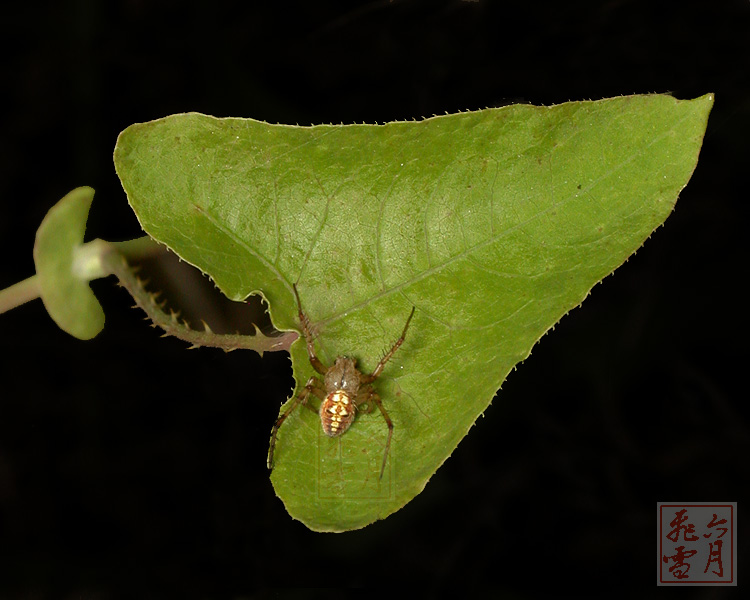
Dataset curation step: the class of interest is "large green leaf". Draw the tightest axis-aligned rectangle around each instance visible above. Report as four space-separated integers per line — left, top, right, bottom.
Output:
114 94 712 531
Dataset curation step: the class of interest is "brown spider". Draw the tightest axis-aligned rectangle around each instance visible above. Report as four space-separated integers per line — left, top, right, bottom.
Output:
267 284 415 480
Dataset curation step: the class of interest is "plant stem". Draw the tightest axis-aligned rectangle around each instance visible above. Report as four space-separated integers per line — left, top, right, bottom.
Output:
0 274 42 314
1 234 297 353
0 236 164 315
101 250 298 354
112 236 165 261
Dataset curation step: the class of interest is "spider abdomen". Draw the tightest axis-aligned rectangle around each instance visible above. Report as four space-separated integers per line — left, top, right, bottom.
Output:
319 390 356 437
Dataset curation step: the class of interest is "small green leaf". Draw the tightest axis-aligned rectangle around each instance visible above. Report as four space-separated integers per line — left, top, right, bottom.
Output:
33 186 105 340
114 94 713 531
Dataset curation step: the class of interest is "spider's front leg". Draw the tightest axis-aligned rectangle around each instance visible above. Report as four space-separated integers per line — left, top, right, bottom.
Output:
293 283 326 375
268 376 326 470
355 386 394 480
361 305 415 384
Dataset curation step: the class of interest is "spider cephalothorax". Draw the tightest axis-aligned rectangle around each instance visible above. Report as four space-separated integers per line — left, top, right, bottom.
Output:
267 284 415 479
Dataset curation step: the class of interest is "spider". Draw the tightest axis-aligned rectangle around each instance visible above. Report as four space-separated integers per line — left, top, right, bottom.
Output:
267 284 415 480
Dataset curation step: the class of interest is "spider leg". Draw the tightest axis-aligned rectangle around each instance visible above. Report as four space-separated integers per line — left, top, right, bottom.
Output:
356 386 393 480
361 305 415 384
293 283 327 375
268 376 326 470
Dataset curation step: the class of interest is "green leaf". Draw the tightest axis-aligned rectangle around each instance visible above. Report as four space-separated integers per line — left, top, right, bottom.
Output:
114 94 713 531
33 186 105 340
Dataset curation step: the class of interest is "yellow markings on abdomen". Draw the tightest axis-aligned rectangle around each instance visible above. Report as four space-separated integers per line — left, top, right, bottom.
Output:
320 390 356 437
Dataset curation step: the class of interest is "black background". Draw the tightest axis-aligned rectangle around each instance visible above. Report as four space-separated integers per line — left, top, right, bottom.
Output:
1 0 748 596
